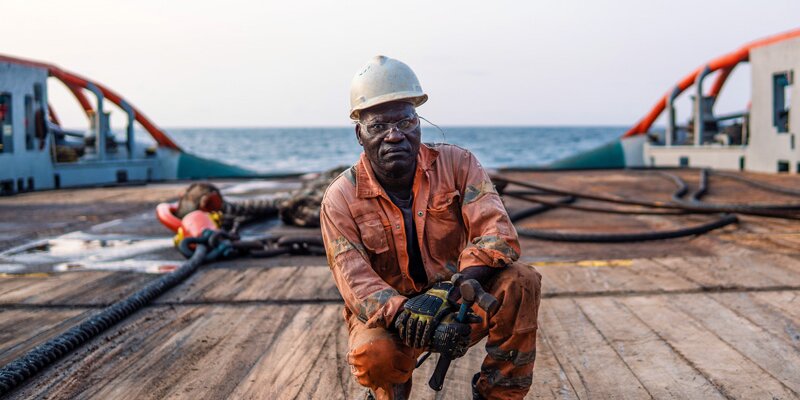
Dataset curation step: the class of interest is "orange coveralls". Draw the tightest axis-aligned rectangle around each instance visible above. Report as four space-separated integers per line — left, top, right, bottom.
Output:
321 144 542 399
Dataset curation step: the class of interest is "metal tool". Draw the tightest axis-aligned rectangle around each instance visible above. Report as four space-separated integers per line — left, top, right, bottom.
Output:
428 277 499 391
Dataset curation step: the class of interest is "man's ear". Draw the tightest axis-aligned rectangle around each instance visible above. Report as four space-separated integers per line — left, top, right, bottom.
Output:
355 124 363 146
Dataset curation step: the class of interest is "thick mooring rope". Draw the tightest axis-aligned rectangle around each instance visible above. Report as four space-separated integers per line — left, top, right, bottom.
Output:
0 245 209 395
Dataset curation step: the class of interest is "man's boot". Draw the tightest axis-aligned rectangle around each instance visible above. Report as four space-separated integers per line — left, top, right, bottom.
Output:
472 373 487 400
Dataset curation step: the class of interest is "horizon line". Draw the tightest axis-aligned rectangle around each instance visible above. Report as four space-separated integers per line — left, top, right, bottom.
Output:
159 123 633 130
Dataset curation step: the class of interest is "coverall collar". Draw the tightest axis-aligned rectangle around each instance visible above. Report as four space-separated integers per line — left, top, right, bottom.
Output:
356 144 439 199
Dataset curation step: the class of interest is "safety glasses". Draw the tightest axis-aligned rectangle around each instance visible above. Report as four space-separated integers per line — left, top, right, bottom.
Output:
358 114 420 136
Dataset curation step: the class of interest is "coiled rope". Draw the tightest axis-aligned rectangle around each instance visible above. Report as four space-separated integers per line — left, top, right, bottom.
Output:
223 199 279 219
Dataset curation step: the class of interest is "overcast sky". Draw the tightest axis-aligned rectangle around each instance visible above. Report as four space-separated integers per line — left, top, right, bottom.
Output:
2 1 798 128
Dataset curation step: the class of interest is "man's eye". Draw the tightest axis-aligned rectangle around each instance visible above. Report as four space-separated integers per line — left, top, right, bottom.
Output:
397 120 412 130
370 124 387 132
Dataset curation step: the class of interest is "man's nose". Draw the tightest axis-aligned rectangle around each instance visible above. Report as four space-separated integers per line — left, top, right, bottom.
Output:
383 127 405 142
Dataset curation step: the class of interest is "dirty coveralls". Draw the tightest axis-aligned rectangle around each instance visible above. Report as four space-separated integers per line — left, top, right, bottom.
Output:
321 144 542 399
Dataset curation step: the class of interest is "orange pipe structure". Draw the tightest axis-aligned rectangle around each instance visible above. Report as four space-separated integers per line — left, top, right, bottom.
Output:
624 28 800 137
64 82 94 115
708 66 733 98
47 103 60 125
0 54 181 150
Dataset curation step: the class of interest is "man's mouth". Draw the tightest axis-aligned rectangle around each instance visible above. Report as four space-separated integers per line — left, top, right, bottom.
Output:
383 147 409 155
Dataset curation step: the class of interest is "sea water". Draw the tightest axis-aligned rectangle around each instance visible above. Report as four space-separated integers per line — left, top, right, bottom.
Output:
166 126 623 174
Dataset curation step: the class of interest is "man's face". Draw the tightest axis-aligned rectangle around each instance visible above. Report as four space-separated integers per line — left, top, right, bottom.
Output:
356 101 421 177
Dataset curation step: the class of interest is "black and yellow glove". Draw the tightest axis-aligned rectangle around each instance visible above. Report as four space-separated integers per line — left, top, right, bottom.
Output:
430 313 473 359
394 282 455 348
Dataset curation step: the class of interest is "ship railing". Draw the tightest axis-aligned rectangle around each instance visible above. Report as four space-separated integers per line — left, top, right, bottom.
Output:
650 110 749 148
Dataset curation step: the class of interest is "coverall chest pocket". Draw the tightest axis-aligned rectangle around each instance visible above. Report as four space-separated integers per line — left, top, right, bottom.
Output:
355 213 390 254
426 190 465 253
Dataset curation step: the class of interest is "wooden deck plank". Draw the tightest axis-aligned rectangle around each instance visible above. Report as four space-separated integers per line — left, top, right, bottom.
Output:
0 183 185 252
228 305 345 399
90 306 289 399
155 265 340 303
294 323 364 399
624 258 701 291
11 305 314 399
653 251 800 290
0 308 91 366
577 297 726 399
711 232 800 256
0 276 41 297
762 253 800 275
536 298 650 399
535 258 698 296
621 295 797 399
0 272 88 302
713 292 800 349
536 260 646 296
750 291 800 325
0 271 156 306
670 293 800 394
526 332 579 400
410 348 474 399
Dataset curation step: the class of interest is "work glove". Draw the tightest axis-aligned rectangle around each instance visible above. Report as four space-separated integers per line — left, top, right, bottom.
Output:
394 282 455 348
429 312 476 359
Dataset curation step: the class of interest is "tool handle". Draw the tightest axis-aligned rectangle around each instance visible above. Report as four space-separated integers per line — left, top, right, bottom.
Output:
455 301 469 322
428 303 469 391
428 354 453 391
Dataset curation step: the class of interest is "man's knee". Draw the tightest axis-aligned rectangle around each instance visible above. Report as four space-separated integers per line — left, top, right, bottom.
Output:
348 336 416 388
489 262 542 334
495 262 541 305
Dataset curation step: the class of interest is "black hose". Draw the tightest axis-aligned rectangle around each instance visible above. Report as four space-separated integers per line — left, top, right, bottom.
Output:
500 190 569 197
492 174 682 210
658 171 800 218
690 169 709 202
0 245 209 396
506 191 687 216
664 172 690 201
506 196 573 221
501 171 741 242
710 170 800 197
687 169 800 210
515 214 739 243
494 173 800 220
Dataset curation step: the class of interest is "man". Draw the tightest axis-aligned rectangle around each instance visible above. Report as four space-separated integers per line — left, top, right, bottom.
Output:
321 55 542 400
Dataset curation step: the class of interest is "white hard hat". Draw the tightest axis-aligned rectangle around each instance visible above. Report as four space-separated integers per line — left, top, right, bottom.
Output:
349 55 428 120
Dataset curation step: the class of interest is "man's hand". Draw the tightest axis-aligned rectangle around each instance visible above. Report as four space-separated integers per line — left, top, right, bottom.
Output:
394 282 455 348
447 266 499 304
430 312 480 359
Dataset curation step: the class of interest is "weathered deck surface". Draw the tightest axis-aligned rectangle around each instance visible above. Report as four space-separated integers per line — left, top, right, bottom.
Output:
1 169 799 399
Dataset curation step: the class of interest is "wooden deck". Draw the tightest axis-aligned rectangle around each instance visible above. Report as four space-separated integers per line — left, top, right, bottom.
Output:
1 169 799 399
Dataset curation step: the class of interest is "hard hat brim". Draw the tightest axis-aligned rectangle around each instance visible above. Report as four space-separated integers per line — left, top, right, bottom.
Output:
350 92 428 120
